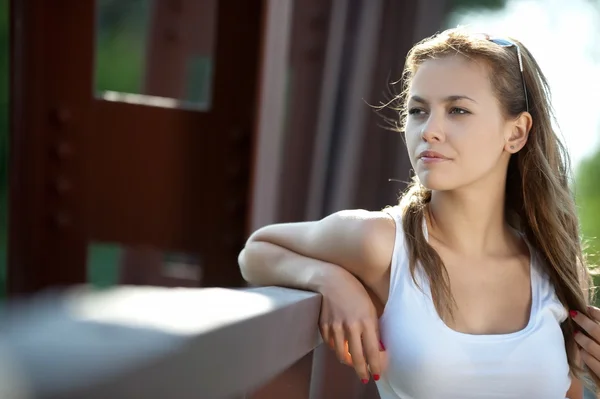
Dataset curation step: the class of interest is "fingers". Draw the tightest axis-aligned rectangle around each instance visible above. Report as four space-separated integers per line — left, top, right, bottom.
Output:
361 326 382 380
319 324 331 349
321 319 386 382
342 341 354 365
572 308 600 376
571 310 600 342
588 306 600 322
574 331 600 361
581 348 600 377
347 327 370 383
321 321 344 362
331 323 349 365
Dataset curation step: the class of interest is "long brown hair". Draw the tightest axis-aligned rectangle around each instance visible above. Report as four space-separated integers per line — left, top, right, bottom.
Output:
393 28 595 382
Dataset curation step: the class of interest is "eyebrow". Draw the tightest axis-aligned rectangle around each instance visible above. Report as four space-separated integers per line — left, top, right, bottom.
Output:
409 95 478 104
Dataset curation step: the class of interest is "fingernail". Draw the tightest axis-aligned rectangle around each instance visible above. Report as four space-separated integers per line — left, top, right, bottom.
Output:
574 330 579 336
570 310 578 318
361 379 369 384
374 374 380 381
379 340 386 351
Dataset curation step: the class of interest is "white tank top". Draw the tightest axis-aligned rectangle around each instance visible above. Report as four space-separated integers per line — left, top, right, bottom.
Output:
376 206 571 399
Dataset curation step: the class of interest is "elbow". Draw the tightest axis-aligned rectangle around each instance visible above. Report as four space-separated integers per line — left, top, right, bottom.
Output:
238 247 252 283
237 241 264 284
238 240 284 286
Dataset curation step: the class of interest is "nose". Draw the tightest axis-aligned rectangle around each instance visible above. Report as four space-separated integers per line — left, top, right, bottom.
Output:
420 114 445 143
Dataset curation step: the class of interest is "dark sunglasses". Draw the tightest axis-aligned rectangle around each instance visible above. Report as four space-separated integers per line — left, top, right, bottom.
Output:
480 34 529 113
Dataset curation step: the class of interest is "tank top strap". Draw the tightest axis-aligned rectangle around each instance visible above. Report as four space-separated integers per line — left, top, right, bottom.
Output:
524 240 567 324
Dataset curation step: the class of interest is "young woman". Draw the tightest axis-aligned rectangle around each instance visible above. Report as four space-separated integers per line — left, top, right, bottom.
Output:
238 28 599 398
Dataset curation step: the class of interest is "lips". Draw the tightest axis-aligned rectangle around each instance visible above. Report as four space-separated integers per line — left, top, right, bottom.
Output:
418 150 449 160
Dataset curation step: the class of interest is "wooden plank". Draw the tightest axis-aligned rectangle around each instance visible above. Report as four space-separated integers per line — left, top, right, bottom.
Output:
8 0 95 294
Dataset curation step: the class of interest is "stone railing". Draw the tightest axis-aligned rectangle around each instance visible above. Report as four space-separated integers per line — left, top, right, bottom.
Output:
0 286 330 398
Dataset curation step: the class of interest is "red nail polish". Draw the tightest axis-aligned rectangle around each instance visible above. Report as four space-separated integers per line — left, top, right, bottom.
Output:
570 310 578 318
574 330 579 336
379 340 386 351
361 379 369 384
374 374 380 381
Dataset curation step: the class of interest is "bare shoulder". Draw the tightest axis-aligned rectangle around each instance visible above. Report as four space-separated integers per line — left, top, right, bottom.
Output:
319 209 396 257
319 209 396 285
250 209 396 286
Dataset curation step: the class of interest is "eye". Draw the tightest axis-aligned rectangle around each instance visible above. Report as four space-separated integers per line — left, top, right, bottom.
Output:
408 108 426 116
449 107 469 115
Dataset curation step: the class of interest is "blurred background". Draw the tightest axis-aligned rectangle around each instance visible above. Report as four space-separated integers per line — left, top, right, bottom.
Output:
1 0 599 398
4 0 599 298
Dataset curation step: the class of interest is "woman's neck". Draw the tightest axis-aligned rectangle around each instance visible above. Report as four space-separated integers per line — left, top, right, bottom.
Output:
427 187 515 257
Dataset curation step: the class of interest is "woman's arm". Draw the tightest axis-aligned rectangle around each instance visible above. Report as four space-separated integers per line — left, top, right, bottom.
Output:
239 240 354 292
239 209 395 298
238 209 395 383
565 376 583 399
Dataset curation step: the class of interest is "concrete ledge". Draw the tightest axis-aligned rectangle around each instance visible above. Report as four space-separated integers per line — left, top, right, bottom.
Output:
0 286 322 399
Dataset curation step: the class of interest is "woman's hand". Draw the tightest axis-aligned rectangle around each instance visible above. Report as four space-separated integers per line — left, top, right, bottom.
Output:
318 271 387 384
239 210 394 382
571 306 600 375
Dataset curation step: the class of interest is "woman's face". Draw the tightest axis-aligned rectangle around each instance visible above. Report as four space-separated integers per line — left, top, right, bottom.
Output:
405 55 518 192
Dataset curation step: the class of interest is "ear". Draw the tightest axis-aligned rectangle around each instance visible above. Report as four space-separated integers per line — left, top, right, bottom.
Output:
504 112 532 153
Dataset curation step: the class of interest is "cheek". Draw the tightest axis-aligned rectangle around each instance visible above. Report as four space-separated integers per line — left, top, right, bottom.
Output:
470 126 504 152
456 129 505 171
404 130 421 165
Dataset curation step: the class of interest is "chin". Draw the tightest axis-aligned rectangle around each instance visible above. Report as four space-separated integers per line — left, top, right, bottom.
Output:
417 170 458 191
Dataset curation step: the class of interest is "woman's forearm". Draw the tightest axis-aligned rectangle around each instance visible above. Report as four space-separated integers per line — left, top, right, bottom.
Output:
238 240 354 293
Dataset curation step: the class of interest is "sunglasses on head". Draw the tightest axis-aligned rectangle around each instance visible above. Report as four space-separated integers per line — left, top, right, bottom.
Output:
479 34 529 113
